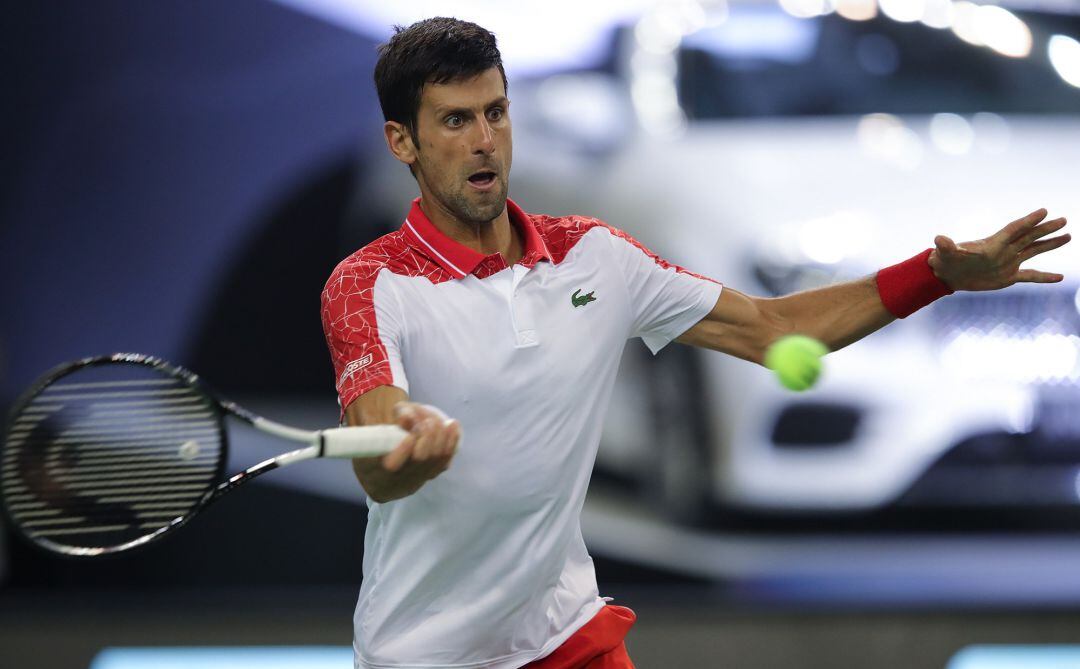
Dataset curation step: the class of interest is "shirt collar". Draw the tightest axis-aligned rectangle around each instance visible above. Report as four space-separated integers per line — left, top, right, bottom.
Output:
401 197 551 279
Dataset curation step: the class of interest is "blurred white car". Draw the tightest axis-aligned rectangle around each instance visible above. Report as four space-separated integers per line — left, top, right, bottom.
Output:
597 116 1080 521
355 5 1080 523
589 6 1080 521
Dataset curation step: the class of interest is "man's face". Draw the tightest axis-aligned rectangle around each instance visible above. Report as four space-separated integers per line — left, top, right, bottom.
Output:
410 67 512 226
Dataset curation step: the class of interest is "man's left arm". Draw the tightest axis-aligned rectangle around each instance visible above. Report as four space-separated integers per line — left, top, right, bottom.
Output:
677 208 1070 363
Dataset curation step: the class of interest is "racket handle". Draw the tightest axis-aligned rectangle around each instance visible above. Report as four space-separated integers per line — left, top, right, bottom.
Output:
320 425 408 458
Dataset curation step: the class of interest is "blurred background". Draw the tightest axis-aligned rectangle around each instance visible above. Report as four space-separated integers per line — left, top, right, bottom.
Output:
3 0 1080 667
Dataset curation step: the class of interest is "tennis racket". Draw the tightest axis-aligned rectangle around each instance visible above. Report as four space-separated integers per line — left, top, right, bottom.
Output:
0 353 405 557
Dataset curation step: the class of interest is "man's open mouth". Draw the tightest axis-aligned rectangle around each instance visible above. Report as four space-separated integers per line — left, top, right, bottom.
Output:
467 171 497 188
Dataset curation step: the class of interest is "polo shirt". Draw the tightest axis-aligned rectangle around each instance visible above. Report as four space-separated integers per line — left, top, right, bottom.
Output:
320 197 722 669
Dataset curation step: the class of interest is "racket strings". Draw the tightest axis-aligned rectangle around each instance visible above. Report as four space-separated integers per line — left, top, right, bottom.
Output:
1 367 224 552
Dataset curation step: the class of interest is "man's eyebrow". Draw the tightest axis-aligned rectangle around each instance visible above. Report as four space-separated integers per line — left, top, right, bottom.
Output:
433 105 472 117
433 97 509 115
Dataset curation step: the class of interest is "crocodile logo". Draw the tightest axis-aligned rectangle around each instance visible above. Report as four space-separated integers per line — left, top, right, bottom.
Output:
571 289 597 308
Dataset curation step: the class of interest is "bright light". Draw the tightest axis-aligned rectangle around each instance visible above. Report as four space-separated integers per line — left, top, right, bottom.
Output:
971 112 1010 155
1002 394 1034 435
635 0 712 54
879 0 924 23
630 49 677 78
835 0 876 21
1049 34 1080 88
920 0 953 29
856 113 923 171
974 5 1032 58
941 327 1080 383
951 1 984 46
1074 285 1080 317
778 0 834 19
631 71 683 123
630 2 714 137
797 211 872 265
950 3 1031 57
635 13 682 54
629 45 686 137
272 0 661 75
929 113 974 155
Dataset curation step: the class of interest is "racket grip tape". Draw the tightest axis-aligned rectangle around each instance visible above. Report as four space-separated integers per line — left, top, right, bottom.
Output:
320 425 409 458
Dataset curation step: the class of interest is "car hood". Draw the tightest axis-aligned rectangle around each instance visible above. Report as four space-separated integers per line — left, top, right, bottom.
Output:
603 115 1080 279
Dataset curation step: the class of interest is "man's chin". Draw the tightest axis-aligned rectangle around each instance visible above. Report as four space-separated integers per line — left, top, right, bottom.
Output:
460 192 507 225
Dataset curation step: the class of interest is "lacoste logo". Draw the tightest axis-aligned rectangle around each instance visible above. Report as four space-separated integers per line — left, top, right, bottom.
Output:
339 353 373 384
571 289 597 308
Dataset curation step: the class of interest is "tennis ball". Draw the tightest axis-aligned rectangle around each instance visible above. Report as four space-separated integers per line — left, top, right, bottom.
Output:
764 335 827 391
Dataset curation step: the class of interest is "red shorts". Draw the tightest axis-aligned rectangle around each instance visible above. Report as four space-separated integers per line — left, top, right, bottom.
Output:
524 605 636 669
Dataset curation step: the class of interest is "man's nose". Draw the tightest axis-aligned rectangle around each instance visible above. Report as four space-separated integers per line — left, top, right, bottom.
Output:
472 118 495 155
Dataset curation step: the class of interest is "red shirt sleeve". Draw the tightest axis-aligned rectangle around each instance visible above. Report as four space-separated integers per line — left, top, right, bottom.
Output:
320 264 407 421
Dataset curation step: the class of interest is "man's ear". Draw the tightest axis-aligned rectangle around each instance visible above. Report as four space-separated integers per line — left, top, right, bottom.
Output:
384 121 418 167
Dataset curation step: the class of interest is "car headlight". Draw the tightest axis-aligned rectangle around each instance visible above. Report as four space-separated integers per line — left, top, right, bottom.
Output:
930 285 1080 385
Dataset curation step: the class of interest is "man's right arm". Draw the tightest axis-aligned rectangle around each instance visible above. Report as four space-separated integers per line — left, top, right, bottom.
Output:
344 385 461 503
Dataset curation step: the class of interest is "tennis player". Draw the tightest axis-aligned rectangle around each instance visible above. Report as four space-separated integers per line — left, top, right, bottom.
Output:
320 17 1070 669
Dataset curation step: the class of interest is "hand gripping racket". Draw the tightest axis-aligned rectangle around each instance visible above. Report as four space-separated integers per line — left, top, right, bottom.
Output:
0 353 405 557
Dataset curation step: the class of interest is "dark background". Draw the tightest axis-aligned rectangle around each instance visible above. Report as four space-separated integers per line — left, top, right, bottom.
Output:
4 2 1080 668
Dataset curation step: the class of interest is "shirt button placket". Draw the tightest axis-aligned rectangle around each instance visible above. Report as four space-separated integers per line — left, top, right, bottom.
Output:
511 264 538 348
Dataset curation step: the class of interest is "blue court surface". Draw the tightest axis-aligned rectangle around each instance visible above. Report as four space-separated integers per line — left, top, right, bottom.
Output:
90 646 353 669
948 645 1080 669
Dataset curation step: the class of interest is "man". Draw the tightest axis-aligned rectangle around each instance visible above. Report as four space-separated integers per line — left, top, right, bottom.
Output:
320 17 1070 669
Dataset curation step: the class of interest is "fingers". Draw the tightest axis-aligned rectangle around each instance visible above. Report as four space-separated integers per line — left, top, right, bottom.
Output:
382 419 458 471
381 432 417 472
1012 217 1068 251
393 402 422 433
934 234 958 255
1018 232 1072 262
388 401 460 472
998 208 1049 244
1014 268 1064 284
412 416 457 461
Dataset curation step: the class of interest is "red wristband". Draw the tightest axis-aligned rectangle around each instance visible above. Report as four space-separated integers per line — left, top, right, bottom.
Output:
876 248 954 318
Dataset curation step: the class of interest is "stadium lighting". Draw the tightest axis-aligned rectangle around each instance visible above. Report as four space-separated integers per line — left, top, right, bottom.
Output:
835 0 876 21
1049 34 1080 88
975 5 1032 58
879 0 924 23
778 0 834 19
951 1 985 46
950 2 1031 57
630 1 718 136
920 0 954 29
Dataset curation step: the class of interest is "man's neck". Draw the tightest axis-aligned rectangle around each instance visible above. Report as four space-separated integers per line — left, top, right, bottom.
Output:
418 196 522 266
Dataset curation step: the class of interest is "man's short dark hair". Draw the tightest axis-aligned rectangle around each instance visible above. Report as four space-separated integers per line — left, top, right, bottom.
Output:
374 17 507 141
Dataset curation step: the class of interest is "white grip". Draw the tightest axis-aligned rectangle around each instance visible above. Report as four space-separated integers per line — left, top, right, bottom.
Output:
320 425 408 458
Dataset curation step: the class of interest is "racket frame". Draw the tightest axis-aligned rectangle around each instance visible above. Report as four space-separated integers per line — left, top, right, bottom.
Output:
1 353 392 558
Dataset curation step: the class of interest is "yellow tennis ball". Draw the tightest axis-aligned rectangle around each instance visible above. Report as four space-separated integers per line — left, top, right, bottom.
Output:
764 335 827 391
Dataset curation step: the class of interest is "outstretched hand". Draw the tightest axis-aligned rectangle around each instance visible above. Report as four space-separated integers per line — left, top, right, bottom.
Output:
928 208 1070 291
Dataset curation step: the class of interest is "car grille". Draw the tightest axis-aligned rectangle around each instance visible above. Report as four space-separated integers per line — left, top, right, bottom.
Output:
930 283 1080 383
930 284 1080 438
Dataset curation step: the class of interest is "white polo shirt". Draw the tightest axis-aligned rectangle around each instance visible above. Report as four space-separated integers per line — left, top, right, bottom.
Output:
321 198 722 669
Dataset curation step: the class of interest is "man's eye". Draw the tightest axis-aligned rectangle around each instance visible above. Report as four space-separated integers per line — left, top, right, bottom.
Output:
487 108 504 122
446 115 463 128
